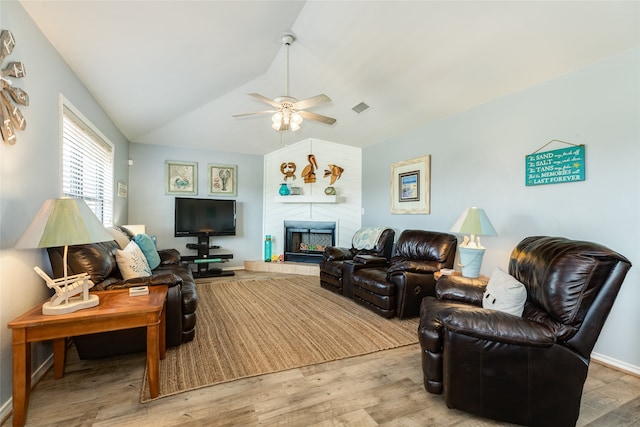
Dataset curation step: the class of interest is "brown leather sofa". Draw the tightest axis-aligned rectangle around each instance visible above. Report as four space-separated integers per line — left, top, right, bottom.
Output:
319 227 395 296
345 229 457 318
47 229 198 359
418 236 632 426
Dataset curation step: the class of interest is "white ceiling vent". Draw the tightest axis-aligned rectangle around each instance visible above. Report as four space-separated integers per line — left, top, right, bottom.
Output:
352 102 371 114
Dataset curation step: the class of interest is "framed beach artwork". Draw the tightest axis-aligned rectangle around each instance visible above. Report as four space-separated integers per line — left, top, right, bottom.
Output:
209 163 237 196
166 161 197 195
391 155 431 214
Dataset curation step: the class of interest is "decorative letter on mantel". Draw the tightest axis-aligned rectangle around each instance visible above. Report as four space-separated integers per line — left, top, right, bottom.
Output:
526 140 585 186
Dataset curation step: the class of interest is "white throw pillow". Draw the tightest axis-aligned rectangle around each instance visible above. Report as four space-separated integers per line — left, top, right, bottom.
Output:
482 268 527 317
107 227 131 249
116 241 151 280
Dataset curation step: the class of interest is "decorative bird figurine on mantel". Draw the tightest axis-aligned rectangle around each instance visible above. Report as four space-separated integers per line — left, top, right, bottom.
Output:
301 154 318 183
324 164 344 185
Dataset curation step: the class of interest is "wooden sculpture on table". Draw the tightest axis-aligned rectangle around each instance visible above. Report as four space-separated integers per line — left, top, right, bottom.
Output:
34 266 98 315
301 154 318 183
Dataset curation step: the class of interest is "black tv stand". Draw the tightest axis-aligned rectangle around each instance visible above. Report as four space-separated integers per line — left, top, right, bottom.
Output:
182 235 234 278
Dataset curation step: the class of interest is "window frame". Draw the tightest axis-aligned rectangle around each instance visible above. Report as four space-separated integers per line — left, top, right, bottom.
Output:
59 95 115 227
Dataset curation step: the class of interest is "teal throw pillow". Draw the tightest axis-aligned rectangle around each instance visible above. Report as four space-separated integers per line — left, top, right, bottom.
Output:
133 233 161 270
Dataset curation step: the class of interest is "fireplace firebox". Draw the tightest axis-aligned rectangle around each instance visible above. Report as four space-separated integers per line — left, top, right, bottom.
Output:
284 220 336 264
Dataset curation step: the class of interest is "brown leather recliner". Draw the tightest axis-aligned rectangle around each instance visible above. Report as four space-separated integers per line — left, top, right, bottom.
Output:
47 236 198 359
418 236 632 426
319 227 395 296
346 229 457 318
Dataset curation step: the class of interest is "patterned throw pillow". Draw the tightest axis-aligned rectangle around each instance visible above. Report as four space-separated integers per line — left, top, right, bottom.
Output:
352 227 387 250
134 233 161 269
116 241 152 280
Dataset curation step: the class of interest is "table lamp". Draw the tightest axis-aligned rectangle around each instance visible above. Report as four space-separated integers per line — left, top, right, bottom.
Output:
15 198 114 314
449 207 497 278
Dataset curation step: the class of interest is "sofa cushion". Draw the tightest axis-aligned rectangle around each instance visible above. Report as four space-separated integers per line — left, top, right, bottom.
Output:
134 233 161 269
116 241 151 279
158 248 181 265
48 241 120 285
482 268 527 317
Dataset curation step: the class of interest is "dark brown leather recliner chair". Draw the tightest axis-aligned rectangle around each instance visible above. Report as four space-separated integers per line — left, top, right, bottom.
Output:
418 236 632 426
319 227 395 296
346 229 457 318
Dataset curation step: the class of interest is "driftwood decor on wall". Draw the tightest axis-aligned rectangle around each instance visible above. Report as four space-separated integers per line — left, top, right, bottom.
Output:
1 29 29 145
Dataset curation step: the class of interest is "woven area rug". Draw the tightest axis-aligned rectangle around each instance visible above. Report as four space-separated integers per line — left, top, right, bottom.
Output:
141 275 419 402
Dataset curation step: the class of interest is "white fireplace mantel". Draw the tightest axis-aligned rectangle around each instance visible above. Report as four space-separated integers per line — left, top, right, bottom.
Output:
274 195 337 203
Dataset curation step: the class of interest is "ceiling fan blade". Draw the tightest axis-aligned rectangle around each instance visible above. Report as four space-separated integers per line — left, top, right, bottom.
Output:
292 94 331 110
232 110 277 118
298 110 337 125
248 93 282 108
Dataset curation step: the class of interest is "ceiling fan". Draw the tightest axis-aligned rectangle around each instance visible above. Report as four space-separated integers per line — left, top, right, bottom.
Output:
233 32 336 132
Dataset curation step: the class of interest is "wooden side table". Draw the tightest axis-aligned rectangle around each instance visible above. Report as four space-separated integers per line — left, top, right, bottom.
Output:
7 285 168 427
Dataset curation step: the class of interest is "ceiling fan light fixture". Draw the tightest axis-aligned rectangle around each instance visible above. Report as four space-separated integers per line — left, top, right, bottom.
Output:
271 109 303 132
233 31 336 131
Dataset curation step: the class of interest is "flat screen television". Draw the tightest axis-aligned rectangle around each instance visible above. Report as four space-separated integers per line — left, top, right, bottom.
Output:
174 197 236 237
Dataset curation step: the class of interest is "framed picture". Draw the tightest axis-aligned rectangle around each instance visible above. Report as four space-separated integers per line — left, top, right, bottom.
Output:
209 163 237 196
391 155 431 214
166 160 197 195
117 181 128 198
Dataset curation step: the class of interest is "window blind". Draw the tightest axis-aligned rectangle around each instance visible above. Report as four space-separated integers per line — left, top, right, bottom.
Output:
61 106 114 226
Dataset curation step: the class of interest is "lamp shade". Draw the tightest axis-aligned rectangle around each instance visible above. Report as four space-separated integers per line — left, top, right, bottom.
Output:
449 207 497 236
15 198 113 249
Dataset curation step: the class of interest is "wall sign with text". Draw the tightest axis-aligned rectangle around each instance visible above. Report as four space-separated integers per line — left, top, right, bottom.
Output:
526 145 585 186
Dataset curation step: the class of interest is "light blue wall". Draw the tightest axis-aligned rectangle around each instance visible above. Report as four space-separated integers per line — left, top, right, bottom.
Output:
0 1 129 412
1 1 638 417
363 48 640 369
128 143 264 268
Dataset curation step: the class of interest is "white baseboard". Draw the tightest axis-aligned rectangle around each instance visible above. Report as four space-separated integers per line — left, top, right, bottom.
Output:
592 352 640 377
0 354 53 424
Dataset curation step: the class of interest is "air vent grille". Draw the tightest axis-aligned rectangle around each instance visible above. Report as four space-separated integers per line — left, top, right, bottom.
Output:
352 102 370 114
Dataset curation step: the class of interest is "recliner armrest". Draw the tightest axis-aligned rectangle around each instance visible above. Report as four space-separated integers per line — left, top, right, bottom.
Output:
353 254 388 266
436 275 486 306
323 246 355 262
438 306 556 346
386 260 439 279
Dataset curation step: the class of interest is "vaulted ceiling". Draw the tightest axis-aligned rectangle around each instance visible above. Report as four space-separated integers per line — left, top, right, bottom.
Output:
20 1 639 155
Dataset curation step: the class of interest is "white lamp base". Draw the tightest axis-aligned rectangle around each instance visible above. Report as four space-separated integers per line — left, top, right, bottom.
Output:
42 294 99 315
458 247 485 278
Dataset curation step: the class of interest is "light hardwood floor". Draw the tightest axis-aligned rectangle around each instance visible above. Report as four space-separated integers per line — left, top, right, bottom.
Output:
4 271 640 427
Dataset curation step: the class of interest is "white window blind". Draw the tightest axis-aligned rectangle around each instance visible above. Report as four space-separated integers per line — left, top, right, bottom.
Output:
62 105 114 226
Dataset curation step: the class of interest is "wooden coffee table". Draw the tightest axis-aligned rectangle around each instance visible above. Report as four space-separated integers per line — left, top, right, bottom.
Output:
8 285 168 427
